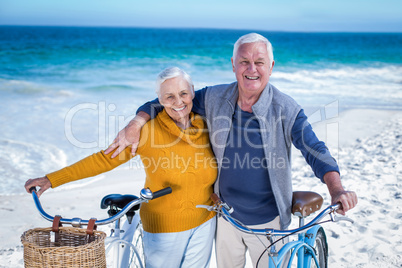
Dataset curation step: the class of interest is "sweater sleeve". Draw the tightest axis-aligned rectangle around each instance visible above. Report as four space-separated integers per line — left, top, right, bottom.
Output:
291 109 340 182
47 146 134 188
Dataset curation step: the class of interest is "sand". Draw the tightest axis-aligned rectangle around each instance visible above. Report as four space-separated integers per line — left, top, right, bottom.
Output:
1 108 401 267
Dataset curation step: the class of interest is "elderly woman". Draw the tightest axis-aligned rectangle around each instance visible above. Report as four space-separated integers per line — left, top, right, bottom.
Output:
25 67 217 268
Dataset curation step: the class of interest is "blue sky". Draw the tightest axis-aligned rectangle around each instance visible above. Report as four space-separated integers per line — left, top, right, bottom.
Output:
1 0 401 32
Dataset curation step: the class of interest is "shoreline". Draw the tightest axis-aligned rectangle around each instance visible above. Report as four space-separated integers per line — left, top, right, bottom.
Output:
1 107 401 267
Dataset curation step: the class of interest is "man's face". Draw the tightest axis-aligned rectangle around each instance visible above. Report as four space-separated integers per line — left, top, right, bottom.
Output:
232 42 274 96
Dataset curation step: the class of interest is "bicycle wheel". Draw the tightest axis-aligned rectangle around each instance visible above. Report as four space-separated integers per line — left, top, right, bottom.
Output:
311 229 328 268
105 219 145 268
131 220 145 267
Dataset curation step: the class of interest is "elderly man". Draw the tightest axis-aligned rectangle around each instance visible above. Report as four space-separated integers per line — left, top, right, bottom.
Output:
106 33 357 267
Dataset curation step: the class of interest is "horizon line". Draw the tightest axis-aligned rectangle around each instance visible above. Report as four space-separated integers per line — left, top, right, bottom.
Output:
1 24 401 34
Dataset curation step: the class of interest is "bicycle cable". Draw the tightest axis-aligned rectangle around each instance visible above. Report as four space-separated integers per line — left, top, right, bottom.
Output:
255 219 333 268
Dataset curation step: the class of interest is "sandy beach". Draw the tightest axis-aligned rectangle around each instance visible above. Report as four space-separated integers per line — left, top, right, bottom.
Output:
1 108 401 268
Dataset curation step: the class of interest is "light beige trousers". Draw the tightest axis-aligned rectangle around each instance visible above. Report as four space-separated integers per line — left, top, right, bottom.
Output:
216 215 288 268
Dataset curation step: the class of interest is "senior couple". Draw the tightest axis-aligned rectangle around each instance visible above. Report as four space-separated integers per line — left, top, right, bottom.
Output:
25 33 357 268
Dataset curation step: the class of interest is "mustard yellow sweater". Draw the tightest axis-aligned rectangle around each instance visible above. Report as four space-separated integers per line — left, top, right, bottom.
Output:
47 110 217 233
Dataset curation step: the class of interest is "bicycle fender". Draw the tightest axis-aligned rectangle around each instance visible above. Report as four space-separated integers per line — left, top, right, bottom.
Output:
304 225 326 247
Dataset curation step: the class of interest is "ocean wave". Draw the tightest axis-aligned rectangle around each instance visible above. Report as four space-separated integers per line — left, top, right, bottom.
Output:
0 139 68 196
0 78 75 97
271 65 402 106
0 78 47 94
86 84 137 91
274 65 402 85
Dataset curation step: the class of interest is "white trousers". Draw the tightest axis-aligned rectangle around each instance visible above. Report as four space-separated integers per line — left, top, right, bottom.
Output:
216 216 288 268
143 217 216 268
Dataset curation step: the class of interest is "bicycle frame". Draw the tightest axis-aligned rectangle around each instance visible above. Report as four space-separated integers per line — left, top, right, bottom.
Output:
268 225 324 268
199 194 353 268
220 206 325 268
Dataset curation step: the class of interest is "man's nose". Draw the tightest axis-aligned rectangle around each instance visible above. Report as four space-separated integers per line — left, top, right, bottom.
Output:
248 63 256 72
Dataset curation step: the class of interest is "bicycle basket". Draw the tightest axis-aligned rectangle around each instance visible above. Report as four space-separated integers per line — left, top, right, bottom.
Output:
21 226 106 268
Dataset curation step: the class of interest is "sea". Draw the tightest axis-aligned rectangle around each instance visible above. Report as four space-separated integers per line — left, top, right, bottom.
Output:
1 26 401 195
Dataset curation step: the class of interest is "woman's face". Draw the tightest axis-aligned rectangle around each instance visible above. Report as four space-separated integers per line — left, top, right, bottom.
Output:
159 76 194 123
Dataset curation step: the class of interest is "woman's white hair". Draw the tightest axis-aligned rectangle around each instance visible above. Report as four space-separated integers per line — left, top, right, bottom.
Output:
156 67 194 97
232 33 274 66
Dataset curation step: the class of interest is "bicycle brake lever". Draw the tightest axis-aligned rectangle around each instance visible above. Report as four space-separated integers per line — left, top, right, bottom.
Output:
333 214 354 224
222 203 234 214
196 205 215 211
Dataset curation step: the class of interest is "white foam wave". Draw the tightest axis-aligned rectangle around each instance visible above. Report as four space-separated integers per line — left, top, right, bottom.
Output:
0 139 68 196
272 65 402 108
0 78 75 98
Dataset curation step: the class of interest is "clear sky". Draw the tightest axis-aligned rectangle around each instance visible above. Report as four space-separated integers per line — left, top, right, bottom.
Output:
1 0 401 32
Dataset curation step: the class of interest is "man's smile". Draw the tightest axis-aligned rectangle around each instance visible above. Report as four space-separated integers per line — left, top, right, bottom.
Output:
245 75 259 80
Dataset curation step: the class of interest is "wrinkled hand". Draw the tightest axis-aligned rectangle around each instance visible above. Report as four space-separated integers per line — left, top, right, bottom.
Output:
105 120 142 158
331 190 358 215
105 112 150 158
323 171 358 215
24 176 51 197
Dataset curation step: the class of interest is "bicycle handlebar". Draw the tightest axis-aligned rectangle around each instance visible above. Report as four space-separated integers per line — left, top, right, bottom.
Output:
30 186 172 227
206 194 351 236
152 187 173 199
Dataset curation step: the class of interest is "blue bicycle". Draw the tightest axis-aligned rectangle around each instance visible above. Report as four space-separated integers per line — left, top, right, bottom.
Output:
198 191 353 268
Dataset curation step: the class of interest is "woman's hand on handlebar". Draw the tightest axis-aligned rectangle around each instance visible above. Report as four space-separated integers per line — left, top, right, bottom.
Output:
24 176 51 197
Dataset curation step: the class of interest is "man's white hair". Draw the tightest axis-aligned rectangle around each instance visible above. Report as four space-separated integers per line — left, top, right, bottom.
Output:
233 33 274 66
156 67 194 97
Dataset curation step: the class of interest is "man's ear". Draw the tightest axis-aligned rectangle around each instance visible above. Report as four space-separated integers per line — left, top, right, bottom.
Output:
231 57 235 72
269 60 275 76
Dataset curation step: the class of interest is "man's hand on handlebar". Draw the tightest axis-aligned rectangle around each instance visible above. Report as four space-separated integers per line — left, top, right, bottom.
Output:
331 190 358 216
24 176 51 197
323 171 358 216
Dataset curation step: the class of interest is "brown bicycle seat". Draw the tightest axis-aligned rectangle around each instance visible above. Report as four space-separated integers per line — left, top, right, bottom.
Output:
292 191 323 218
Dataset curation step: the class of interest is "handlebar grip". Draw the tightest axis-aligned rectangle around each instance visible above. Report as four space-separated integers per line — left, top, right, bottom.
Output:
333 202 342 211
29 187 37 193
211 193 221 205
152 187 172 199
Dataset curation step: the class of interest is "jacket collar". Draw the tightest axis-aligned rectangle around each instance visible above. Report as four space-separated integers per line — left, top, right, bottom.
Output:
252 83 273 117
226 82 273 116
225 82 239 112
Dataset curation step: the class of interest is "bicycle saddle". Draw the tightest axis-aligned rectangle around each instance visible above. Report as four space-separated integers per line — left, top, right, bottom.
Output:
292 191 323 218
100 194 140 211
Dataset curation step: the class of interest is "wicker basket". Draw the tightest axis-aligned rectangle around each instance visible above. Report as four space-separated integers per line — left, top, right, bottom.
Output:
21 227 106 268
